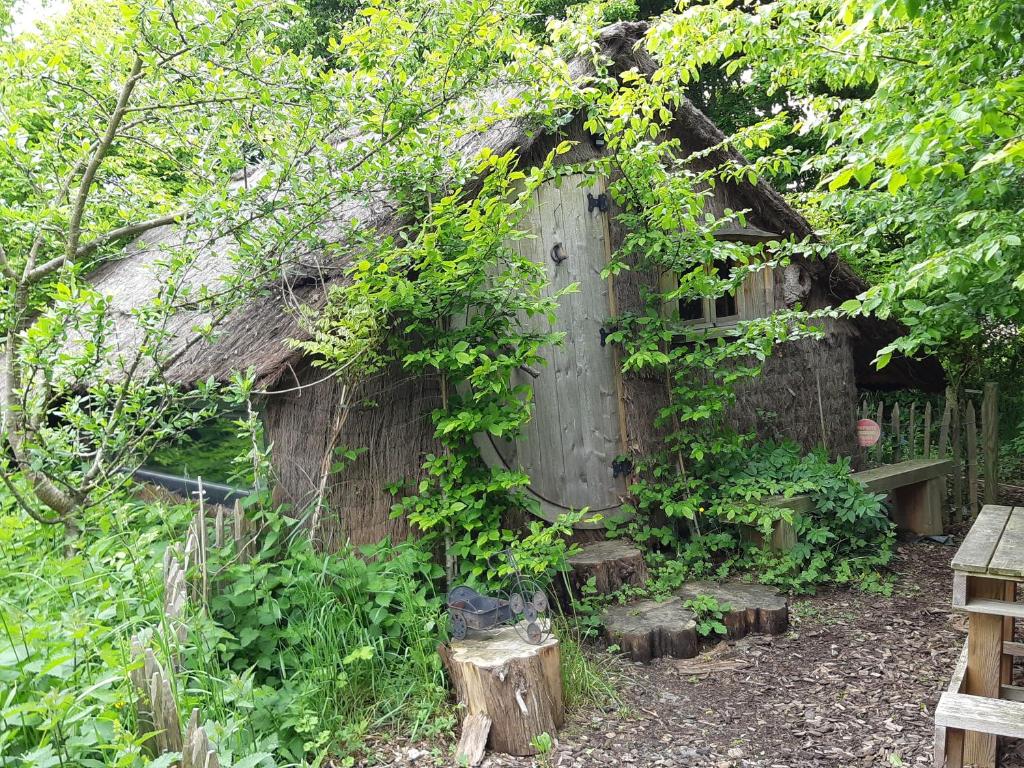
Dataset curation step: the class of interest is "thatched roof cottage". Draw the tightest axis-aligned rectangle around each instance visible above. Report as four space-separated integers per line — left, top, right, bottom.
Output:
89 22 940 547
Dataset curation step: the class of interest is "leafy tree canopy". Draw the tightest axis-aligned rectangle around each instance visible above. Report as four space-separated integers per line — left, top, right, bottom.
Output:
651 0 1024 376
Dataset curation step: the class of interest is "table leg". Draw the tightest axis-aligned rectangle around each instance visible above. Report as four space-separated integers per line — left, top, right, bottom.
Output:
1003 582 1016 686
965 576 1005 767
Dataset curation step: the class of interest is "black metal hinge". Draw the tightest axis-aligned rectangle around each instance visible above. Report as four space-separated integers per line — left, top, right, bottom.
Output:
611 456 634 478
587 192 608 213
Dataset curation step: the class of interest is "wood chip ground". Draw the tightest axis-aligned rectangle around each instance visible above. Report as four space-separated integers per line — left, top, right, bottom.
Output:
358 536 1024 767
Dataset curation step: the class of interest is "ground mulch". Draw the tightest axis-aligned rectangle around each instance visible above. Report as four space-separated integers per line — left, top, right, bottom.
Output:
374 536 1024 767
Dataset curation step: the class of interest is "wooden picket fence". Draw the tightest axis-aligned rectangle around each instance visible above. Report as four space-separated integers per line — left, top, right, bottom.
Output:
128 480 259 766
860 383 1000 525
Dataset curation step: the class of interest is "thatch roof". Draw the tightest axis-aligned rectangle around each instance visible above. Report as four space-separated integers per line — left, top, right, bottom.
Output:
88 20 940 392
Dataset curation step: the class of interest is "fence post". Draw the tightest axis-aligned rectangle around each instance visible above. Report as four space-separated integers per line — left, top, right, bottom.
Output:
875 401 885 464
891 402 901 462
983 382 999 506
924 401 932 458
938 398 951 458
966 400 979 519
949 387 964 523
908 402 917 459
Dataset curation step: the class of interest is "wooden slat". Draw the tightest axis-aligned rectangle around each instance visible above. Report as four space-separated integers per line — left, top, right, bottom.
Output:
908 402 917 459
987 507 1024 578
762 493 815 514
1004 640 1024 657
948 639 970 693
951 505 1013 573
891 402 901 462
983 383 999 506
950 388 964 523
875 401 885 464
938 399 951 458
960 598 1024 617
853 459 953 493
1002 685 1024 703
935 692 1024 740
966 401 979 519
924 401 932 457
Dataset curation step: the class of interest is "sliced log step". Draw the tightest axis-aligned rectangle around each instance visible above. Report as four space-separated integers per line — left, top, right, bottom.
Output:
602 597 697 664
567 540 648 597
602 580 788 663
674 580 788 639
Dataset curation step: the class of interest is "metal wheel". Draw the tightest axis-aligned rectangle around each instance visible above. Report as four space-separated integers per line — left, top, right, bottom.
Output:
451 613 467 640
510 592 525 614
526 622 542 644
531 590 548 613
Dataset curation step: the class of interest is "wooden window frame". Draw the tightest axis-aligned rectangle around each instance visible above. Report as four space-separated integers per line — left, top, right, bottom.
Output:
661 261 775 332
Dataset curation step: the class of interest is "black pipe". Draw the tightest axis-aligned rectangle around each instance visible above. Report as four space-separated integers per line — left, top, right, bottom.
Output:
133 468 252 506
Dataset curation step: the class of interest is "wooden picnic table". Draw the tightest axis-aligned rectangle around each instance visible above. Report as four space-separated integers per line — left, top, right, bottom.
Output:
941 505 1024 767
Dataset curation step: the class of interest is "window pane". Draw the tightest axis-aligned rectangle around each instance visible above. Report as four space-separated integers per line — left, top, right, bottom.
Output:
714 260 738 319
679 297 705 322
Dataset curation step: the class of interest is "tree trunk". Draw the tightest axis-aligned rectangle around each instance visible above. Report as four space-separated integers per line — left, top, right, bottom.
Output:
439 624 564 756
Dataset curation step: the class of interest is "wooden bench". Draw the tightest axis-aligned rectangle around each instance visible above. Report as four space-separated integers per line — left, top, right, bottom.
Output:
935 691 1024 767
756 459 953 550
855 458 952 536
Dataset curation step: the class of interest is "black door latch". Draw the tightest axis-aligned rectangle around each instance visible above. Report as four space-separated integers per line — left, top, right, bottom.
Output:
550 242 567 264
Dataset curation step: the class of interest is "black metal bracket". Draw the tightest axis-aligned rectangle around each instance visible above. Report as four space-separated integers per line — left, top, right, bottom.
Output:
611 456 634 478
550 242 567 264
599 326 611 346
587 192 608 213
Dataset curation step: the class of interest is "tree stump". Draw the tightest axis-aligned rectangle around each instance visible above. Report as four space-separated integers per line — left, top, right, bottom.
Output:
439 624 563 757
601 597 698 662
674 581 788 638
567 540 648 596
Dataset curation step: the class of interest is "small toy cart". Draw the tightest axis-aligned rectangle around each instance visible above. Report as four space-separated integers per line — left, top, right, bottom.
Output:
446 550 551 644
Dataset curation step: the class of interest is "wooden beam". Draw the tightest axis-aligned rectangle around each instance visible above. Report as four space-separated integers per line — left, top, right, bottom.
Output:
964 577 1007 766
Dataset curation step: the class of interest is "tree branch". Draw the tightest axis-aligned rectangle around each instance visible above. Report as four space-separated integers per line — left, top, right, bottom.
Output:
27 210 186 280
61 56 145 276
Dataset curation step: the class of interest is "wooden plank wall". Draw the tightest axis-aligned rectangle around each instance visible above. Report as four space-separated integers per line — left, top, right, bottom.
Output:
859 384 1000 526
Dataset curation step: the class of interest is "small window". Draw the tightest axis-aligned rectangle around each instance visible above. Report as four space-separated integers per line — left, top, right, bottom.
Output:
663 259 773 330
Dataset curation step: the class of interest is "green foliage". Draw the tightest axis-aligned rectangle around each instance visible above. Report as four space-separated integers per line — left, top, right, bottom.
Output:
195 505 452 762
0 493 194 766
682 594 729 637
649 0 1024 377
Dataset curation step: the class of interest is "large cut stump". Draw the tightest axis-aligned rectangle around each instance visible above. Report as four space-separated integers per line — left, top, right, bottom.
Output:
439 624 563 757
602 597 698 663
568 540 648 597
674 581 788 639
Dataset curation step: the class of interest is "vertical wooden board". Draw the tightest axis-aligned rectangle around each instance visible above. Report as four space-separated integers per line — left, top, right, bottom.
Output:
951 389 963 522
506 174 624 514
908 402 917 459
554 176 623 509
550 179 594 505
982 382 999 506
939 400 951 457
964 576 1005 767
516 185 571 505
924 401 932 458
542 179 588 506
574 177 626 505
875 402 885 464
891 402 901 462
966 401 979 519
